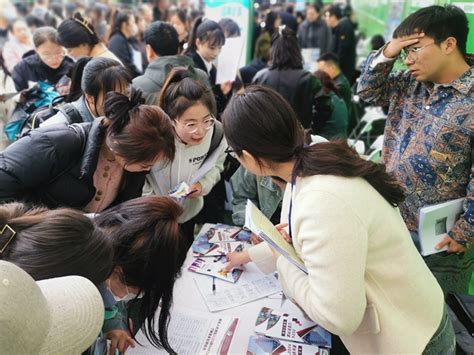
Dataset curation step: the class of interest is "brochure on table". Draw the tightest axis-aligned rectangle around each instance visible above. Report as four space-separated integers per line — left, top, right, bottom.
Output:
188 256 243 283
131 306 239 355
418 198 464 256
245 200 307 274
192 223 252 257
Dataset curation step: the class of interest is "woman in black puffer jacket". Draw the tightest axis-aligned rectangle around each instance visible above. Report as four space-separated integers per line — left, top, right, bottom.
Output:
0 88 175 212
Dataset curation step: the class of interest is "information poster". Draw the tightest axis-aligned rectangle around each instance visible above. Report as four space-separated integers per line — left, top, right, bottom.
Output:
204 0 252 66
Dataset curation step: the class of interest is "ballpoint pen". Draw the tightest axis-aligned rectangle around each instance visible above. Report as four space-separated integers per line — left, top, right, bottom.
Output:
212 276 216 295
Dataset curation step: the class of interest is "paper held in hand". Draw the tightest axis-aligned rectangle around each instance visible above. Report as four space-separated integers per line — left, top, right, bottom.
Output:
245 200 307 274
418 198 464 256
216 37 244 84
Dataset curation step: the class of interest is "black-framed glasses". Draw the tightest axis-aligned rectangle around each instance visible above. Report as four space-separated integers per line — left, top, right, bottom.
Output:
225 147 239 159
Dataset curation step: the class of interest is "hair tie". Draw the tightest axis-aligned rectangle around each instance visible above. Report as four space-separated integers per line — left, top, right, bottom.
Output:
0 224 16 255
278 24 286 36
73 17 94 35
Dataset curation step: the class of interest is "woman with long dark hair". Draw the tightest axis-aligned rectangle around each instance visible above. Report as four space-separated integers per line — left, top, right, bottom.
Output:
95 195 188 354
108 9 143 77
222 85 454 354
252 26 321 129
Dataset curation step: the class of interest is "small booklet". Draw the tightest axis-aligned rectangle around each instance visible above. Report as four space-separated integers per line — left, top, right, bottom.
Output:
254 307 332 349
247 336 329 355
169 181 197 201
192 223 248 257
188 256 243 283
418 198 464 256
245 200 307 274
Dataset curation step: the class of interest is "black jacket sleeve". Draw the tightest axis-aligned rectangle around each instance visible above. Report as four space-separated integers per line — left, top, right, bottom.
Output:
11 61 29 91
0 125 83 202
108 34 140 77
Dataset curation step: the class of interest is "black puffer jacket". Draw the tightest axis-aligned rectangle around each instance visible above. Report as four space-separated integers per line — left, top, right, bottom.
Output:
0 119 146 209
11 50 75 91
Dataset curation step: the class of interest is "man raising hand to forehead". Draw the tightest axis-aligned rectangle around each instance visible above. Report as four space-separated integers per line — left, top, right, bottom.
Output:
357 5 473 255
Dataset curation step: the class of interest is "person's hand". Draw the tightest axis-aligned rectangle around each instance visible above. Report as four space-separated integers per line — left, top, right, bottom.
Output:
250 233 263 245
383 32 424 58
435 234 467 254
220 80 232 95
186 182 202 199
222 250 251 272
275 223 291 243
106 329 135 355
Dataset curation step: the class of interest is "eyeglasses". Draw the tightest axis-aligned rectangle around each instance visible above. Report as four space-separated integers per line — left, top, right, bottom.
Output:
38 50 66 61
225 147 239 159
175 115 216 134
399 42 437 62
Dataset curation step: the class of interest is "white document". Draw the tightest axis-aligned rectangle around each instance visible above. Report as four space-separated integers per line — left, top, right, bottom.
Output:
301 48 320 73
418 198 464 256
131 48 143 73
189 140 226 185
196 274 281 312
216 37 243 84
131 307 239 355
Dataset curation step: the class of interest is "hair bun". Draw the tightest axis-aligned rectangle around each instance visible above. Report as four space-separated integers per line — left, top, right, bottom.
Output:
104 87 144 134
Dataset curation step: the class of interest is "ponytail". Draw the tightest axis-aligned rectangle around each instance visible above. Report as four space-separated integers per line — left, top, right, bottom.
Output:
159 66 215 118
295 141 405 206
0 202 113 284
183 17 225 55
66 56 93 102
104 87 175 164
105 86 143 134
57 13 100 49
95 196 188 354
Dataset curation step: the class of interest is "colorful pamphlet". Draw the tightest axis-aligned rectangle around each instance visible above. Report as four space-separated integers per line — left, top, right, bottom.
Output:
169 181 196 200
254 307 332 349
245 200 307 274
192 223 249 257
247 336 329 355
188 256 243 283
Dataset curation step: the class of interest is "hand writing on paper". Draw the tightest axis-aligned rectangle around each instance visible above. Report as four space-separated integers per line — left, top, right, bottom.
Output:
222 250 251 273
106 329 135 355
435 234 466 254
220 80 232 95
186 182 202 199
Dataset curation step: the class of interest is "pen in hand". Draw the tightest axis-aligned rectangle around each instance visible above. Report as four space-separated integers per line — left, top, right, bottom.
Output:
212 276 216 295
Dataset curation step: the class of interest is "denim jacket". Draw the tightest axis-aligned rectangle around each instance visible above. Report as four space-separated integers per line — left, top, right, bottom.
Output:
231 166 283 226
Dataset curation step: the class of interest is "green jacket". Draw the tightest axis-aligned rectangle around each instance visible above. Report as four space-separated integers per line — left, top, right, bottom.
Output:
231 166 283 226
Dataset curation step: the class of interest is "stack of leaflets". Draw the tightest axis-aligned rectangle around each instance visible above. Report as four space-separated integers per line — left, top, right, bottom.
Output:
245 200 307 274
192 223 252 257
188 256 243 283
247 306 331 354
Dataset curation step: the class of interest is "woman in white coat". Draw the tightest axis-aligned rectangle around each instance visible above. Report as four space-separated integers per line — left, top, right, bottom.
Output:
221 85 455 354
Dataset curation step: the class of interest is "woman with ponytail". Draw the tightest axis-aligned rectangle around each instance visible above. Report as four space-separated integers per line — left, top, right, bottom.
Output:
57 12 120 62
93 195 188 355
222 86 454 354
0 87 175 212
147 67 227 245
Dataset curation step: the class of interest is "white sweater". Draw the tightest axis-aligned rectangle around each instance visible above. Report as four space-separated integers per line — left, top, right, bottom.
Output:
249 174 444 354
146 127 227 223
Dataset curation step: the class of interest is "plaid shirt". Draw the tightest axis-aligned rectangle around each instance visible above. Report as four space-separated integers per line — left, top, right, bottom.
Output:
357 49 473 246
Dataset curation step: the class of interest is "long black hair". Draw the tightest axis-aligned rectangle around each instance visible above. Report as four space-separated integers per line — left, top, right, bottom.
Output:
270 26 303 70
222 85 405 206
95 196 188 354
184 16 225 55
109 9 134 39
0 202 113 285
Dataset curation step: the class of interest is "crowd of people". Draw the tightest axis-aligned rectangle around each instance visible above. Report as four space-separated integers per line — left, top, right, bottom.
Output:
0 1 472 354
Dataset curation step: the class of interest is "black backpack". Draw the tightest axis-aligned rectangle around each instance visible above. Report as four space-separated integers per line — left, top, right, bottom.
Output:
5 95 83 141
